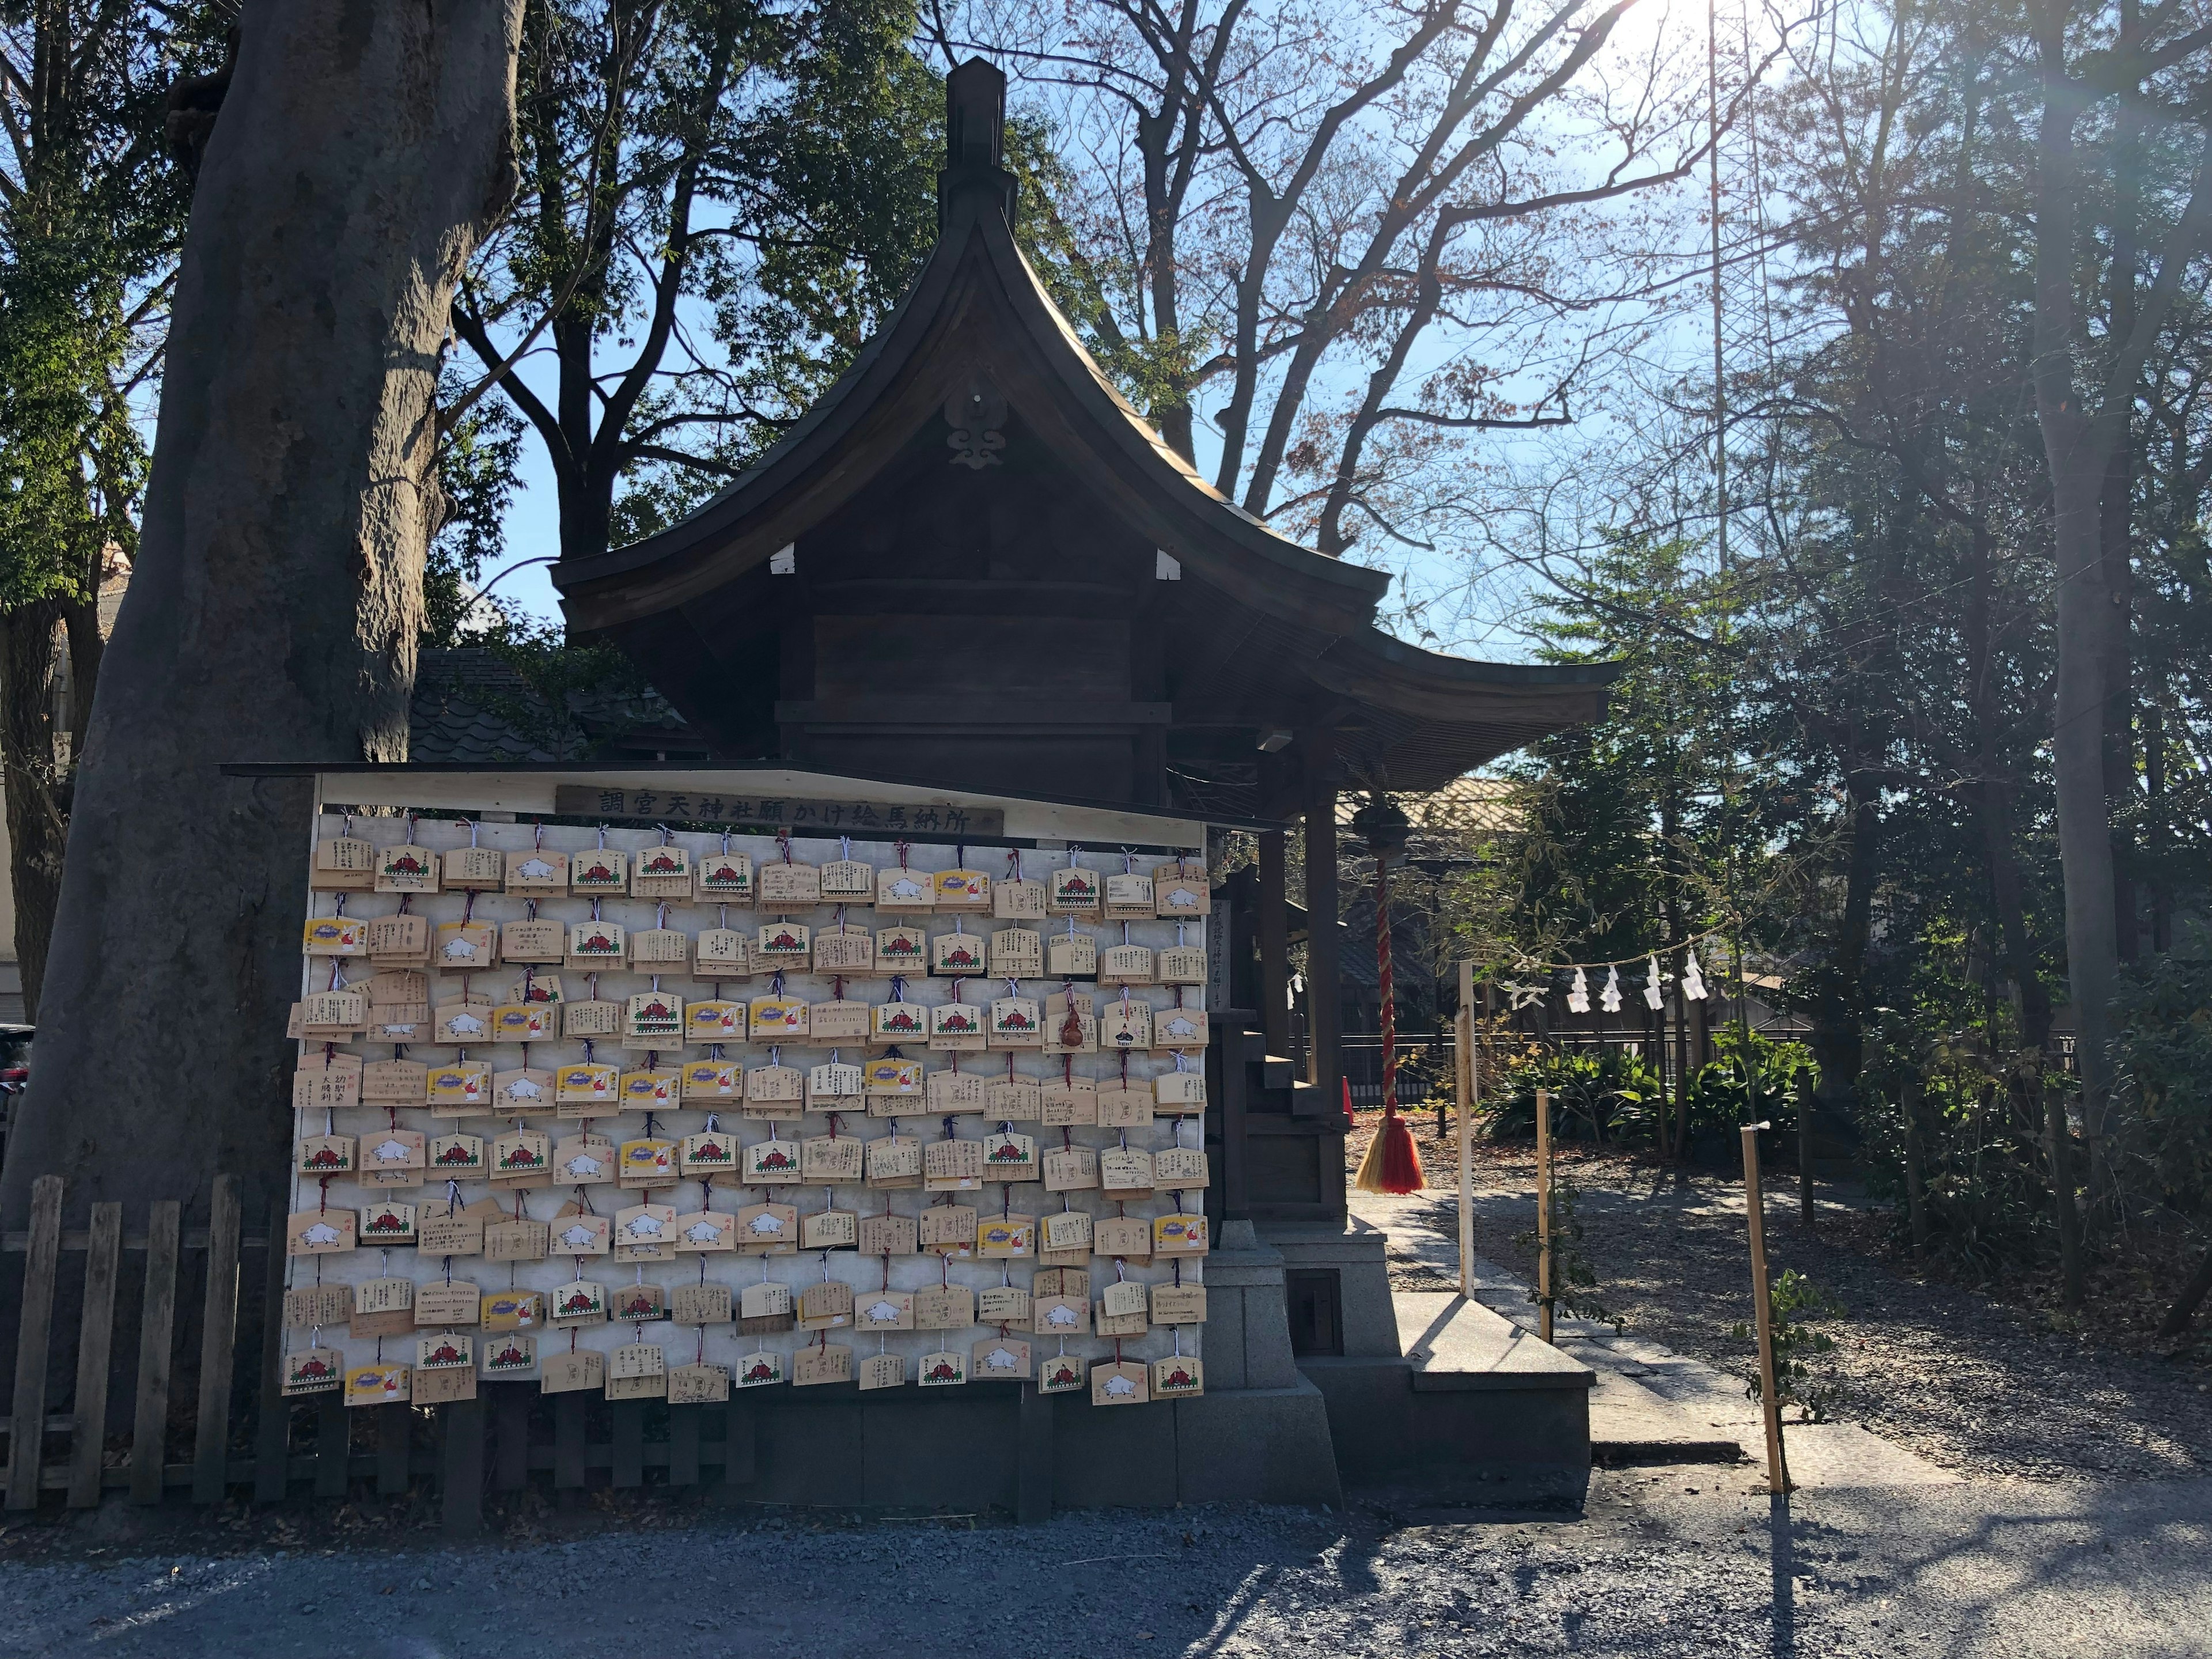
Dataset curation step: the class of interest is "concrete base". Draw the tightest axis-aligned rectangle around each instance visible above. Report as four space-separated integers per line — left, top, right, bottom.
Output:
713 1375 1340 1512
1202 1236 1303 1389
1300 1293 1594 1505
1263 1215 1401 1357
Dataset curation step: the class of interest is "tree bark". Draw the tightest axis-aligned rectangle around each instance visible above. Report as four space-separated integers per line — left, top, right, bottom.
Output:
0 0 523 1218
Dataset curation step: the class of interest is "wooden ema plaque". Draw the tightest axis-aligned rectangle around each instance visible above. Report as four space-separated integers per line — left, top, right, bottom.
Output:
312 835 375 891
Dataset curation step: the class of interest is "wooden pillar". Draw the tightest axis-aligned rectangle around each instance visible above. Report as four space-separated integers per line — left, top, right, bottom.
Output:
1304 734 1342 1109
1257 830 1290 1054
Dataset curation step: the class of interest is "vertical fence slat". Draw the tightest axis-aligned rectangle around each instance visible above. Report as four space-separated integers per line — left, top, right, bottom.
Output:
5 1175 64 1509
668 1404 699 1486
313 1395 349 1498
493 1384 528 1490
65 1203 123 1508
253 1203 293 1502
441 1398 484 1537
191 1175 242 1502
130 1202 180 1504
552 1392 585 1490
375 1402 410 1495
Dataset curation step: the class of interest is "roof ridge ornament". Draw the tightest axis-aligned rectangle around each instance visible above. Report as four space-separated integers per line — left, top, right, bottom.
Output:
939 57 1016 228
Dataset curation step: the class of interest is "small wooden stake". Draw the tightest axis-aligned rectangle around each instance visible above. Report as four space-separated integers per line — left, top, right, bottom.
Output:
1535 1087 1553 1343
1456 1005 1475 1300
1741 1125 1792 1493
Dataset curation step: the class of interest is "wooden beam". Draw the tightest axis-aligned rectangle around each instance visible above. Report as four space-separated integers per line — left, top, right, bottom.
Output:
191 1175 242 1503
65 1202 123 1509
129 1202 180 1505
6 1175 63 1510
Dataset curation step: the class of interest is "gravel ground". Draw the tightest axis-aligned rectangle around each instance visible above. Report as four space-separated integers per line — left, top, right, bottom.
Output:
1388 1144 2212 1483
4 1470 2208 1658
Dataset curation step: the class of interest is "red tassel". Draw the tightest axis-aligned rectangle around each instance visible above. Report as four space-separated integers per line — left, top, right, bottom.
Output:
1355 1100 1426 1195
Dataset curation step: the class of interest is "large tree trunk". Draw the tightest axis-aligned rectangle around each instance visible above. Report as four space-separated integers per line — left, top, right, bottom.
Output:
2030 59 2121 1192
0 0 522 1219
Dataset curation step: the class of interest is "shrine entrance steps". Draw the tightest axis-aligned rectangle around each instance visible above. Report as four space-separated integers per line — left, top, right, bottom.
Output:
1277 1211 1594 1506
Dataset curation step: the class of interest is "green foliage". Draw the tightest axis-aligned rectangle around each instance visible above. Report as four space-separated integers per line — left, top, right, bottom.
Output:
1681 1030 1821 1143
0 7 215 619
1855 1014 2061 1277
1483 1044 1665 1145
0 216 141 609
1732 1270 1846 1423
2111 957 2212 1218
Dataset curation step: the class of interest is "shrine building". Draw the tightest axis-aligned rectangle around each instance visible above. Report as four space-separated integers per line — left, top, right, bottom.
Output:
546 58 1616 1494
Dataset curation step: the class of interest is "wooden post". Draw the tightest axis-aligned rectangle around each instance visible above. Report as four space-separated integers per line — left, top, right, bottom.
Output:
1740 1125 1791 1493
1900 1078 1930 1260
6 1175 64 1509
1456 1003 1475 1299
1535 1088 1553 1344
192 1173 243 1503
1799 1078 1816 1228
253 1203 293 1502
66 1202 124 1508
130 1200 180 1504
2044 1071 2085 1308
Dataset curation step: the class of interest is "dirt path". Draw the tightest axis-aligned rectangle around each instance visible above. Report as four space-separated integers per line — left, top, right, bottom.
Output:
1348 1118 2212 1483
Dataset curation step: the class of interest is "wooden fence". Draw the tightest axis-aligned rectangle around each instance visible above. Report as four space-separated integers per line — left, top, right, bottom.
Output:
2 1174 767 1536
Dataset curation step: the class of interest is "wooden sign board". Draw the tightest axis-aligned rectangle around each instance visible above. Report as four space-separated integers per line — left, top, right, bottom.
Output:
550 787 1002 838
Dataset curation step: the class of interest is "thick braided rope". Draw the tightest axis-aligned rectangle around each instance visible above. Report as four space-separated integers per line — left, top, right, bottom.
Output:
1376 854 1396 1116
